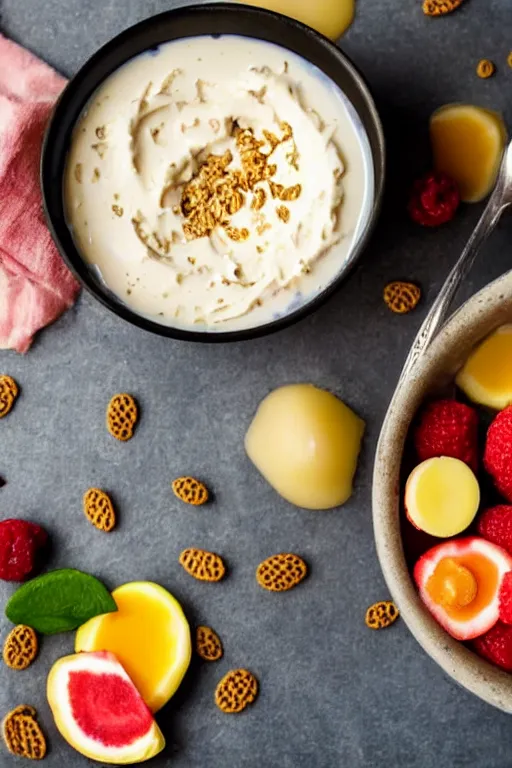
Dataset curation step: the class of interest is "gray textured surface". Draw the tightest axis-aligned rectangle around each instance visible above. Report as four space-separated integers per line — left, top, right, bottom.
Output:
1 1 512 766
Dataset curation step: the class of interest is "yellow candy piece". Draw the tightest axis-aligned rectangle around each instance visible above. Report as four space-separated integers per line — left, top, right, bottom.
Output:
456 325 512 410
245 384 365 510
234 0 355 40
75 582 191 713
430 103 507 202
405 457 480 538
426 557 478 609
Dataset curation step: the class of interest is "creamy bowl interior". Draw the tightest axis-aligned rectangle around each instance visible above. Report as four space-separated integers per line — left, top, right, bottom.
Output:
64 36 374 332
42 4 384 340
373 270 512 712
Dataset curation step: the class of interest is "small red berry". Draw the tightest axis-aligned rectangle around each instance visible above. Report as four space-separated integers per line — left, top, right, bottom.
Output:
0 519 48 582
478 505 512 556
484 406 512 502
473 621 512 671
414 399 478 471
408 172 460 227
499 572 512 625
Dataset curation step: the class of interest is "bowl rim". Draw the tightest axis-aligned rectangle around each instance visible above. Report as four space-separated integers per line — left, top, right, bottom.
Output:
373 269 512 712
40 2 385 342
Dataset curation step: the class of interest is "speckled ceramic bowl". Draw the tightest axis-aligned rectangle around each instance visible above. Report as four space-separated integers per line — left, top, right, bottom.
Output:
373 269 512 712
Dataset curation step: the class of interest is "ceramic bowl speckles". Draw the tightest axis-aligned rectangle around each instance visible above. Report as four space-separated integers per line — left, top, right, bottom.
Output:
373 269 512 712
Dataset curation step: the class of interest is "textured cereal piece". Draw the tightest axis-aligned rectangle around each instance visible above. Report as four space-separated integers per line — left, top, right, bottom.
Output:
256 554 308 593
365 601 400 630
383 281 421 314
106 393 138 441
3 625 38 671
476 59 496 79
179 548 226 582
215 669 258 714
0 375 19 419
422 0 465 15
2 705 47 760
83 488 116 532
508 52 512 69
196 626 223 661
172 477 209 506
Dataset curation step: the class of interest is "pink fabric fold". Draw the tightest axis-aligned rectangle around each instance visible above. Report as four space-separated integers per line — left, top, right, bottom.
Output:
0 34 79 353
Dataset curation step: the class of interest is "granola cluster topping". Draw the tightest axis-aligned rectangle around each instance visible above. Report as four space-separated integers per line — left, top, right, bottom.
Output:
180 123 302 243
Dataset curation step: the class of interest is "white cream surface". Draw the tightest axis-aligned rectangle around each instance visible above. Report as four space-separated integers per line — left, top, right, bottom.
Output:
65 36 373 331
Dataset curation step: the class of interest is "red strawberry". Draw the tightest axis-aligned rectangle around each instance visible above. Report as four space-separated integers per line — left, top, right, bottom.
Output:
0 519 48 582
499 572 512 625
478 505 512 556
484 406 512 502
414 399 478 471
473 621 512 672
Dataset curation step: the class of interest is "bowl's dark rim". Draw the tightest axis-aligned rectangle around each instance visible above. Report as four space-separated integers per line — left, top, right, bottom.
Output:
41 2 385 343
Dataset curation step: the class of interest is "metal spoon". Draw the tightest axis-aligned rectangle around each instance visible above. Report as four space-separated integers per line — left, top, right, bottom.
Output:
399 139 512 384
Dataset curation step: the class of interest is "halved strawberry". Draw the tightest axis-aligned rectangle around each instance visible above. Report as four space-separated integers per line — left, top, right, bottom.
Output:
414 537 512 640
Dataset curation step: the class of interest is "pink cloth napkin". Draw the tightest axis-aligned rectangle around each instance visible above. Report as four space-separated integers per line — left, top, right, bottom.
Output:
0 34 80 353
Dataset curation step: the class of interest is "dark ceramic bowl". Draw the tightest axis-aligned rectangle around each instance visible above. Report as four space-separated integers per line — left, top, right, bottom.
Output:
41 3 385 342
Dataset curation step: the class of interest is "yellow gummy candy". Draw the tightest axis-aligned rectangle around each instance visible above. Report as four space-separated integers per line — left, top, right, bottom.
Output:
405 457 480 538
234 0 355 40
245 384 365 510
430 103 507 203
456 325 512 410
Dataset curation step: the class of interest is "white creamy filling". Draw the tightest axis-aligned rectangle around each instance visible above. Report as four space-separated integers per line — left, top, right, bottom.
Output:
65 38 370 329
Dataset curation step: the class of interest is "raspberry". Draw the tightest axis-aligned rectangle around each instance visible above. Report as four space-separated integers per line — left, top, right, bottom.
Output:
484 406 512 502
414 399 478 471
478 505 512 556
473 621 512 671
0 519 48 582
499 572 512 625
408 172 460 227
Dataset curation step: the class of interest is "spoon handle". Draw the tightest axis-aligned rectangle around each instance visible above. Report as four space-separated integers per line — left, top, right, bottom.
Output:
398 177 510 385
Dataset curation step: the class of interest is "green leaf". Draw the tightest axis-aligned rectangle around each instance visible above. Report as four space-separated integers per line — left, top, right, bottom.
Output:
5 569 117 635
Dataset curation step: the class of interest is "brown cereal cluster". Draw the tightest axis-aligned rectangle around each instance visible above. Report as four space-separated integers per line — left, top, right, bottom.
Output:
215 669 259 714
476 59 496 79
2 705 47 760
365 601 400 630
383 281 421 314
172 477 209 506
422 0 465 15
106 393 138 441
83 488 116 532
196 626 223 661
3 626 38 671
180 123 301 242
256 554 308 593
0 375 19 419
179 548 226 582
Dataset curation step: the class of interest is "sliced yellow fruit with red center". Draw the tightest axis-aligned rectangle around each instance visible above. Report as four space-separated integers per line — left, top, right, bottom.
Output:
245 384 365 510
430 104 507 203
414 537 512 640
456 325 512 410
405 457 480 537
47 651 165 764
76 582 191 713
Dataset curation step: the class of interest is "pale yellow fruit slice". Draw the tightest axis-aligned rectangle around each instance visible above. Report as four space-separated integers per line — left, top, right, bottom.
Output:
234 0 355 40
405 457 480 538
76 582 191 713
456 325 512 410
430 104 507 202
245 384 365 510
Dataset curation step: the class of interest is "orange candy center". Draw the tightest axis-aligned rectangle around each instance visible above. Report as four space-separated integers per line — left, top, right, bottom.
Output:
426 554 499 618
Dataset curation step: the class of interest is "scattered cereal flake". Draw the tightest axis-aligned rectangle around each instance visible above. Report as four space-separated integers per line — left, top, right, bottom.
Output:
422 0 465 15
476 59 496 78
